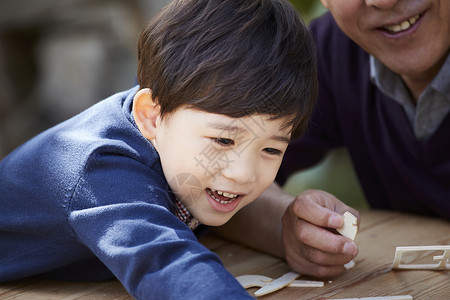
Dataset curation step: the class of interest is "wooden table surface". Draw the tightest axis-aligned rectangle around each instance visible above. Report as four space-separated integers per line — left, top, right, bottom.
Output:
1 210 449 300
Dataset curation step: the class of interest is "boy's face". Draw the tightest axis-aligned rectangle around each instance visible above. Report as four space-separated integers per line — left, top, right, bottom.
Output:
320 0 450 79
153 108 292 226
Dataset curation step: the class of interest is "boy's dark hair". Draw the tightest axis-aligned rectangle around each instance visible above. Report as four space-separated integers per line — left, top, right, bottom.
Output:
137 0 317 138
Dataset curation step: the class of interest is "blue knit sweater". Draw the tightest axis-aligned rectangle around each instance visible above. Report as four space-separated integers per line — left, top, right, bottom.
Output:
0 86 252 299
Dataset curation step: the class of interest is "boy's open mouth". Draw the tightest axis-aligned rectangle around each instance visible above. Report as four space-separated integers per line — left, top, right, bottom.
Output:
207 188 240 204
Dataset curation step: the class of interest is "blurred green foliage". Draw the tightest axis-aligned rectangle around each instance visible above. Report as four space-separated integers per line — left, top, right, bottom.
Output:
289 0 327 24
283 148 368 209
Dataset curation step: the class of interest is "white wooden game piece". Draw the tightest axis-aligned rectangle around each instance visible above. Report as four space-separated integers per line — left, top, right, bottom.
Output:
392 245 450 270
235 275 272 288
360 296 413 300
253 271 300 296
331 296 413 300
337 211 358 240
344 259 356 269
236 272 325 296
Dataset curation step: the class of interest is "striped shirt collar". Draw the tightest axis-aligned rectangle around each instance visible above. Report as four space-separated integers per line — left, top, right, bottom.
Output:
369 53 450 140
174 197 201 230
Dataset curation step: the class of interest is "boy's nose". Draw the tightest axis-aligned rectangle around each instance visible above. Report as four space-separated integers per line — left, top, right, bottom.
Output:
221 153 256 184
365 0 397 9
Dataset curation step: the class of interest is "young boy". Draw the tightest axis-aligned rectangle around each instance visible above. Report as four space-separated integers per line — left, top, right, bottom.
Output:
0 0 317 298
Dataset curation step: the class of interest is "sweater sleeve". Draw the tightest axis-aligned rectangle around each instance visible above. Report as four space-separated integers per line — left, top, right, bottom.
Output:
67 153 252 300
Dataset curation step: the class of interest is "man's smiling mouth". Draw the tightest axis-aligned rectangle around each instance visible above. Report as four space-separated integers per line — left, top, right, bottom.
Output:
383 14 421 33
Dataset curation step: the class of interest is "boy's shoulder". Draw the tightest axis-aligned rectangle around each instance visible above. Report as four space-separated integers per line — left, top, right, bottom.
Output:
44 86 154 168
1 85 173 215
2 85 163 192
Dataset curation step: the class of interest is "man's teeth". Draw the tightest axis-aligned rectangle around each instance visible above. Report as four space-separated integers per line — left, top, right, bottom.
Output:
384 14 420 33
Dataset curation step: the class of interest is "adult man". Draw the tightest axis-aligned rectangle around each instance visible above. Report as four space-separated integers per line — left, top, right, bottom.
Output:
219 0 449 278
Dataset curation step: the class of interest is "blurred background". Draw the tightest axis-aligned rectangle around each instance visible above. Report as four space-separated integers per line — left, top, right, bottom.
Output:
0 0 167 157
0 0 325 158
0 0 366 207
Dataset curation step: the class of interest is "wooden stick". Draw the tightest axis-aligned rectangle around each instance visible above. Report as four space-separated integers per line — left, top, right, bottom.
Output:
331 296 413 300
288 279 324 287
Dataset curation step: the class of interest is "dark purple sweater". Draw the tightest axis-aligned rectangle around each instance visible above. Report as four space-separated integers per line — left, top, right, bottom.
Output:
278 12 450 219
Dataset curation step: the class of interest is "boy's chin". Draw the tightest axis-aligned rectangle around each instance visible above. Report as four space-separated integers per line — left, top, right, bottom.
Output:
197 214 232 227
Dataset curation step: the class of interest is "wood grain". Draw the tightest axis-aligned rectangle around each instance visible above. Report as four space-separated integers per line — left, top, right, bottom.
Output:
203 210 450 299
1 210 448 299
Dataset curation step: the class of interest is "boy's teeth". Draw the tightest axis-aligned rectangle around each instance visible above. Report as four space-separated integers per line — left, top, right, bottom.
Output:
384 14 420 33
217 190 237 198
209 189 238 200
223 192 237 198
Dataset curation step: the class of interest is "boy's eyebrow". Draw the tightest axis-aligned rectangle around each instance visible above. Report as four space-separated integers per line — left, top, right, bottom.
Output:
207 122 291 144
207 122 247 134
271 135 291 144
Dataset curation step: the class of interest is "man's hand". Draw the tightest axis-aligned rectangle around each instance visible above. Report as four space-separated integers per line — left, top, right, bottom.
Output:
282 189 360 278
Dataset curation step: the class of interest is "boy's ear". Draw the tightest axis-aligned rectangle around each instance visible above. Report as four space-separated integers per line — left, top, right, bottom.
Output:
132 88 161 140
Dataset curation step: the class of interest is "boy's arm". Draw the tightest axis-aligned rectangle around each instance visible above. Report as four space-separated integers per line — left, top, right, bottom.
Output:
215 183 360 278
68 155 253 300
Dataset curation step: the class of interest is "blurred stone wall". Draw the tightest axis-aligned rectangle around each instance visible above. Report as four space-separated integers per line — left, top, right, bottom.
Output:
0 0 171 158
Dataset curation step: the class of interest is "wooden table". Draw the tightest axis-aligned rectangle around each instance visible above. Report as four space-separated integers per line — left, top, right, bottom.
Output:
1 210 449 299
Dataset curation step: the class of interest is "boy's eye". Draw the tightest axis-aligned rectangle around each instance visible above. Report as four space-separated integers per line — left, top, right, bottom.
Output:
213 138 235 146
263 148 283 156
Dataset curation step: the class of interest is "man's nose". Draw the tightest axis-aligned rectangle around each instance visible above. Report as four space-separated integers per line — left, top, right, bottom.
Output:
365 0 397 9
